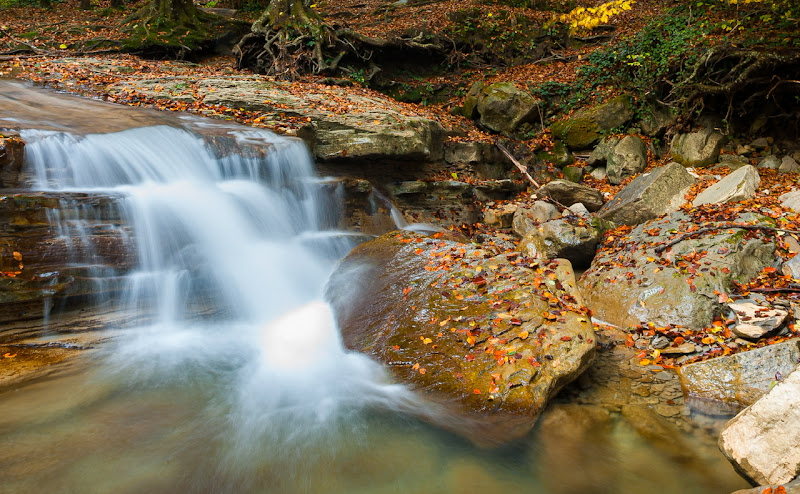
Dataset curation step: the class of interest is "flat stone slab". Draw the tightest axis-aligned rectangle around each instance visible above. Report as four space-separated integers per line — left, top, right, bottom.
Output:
109 77 445 164
720 360 800 485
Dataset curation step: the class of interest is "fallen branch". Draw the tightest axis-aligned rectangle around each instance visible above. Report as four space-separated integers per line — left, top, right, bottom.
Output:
496 141 540 188
654 224 800 253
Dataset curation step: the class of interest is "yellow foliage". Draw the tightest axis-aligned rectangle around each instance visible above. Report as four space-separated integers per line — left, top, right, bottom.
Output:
552 0 636 34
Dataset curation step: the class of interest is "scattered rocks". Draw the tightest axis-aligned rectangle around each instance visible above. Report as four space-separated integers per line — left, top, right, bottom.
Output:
758 155 782 170
596 162 696 225
550 95 634 150
537 179 605 212
780 155 800 173
512 201 559 236
720 360 800 485
692 165 760 207
518 217 604 268
670 128 725 167
678 340 800 409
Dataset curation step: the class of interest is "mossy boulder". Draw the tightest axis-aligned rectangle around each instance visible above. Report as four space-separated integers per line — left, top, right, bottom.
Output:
550 95 635 150
579 211 777 329
327 230 596 445
463 82 543 135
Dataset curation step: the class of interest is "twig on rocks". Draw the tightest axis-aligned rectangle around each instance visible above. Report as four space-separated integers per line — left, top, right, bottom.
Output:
654 224 800 253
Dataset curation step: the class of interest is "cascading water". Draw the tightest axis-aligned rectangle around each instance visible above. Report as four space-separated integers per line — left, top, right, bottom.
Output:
19 123 422 477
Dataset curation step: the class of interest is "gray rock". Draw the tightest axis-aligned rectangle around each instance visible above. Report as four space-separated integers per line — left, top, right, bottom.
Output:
475 82 542 135
597 162 696 225
781 156 800 173
562 165 585 183
589 167 608 181
512 200 559 236
750 137 771 149
679 340 800 408
519 217 603 267
780 190 800 212
693 165 760 207
551 95 635 150
537 180 605 212
718 154 750 169
587 137 619 167
606 135 648 185
720 359 800 485
758 155 782 170
580 211 777 329
728 302 789 339
483 203 517 228
670 128 725 167
567 202 590 218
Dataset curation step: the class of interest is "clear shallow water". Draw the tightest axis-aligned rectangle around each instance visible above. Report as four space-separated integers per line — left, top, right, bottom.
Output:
0 82 748 494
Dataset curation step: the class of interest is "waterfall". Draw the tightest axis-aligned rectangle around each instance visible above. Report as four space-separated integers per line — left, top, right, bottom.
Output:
19 123 418 441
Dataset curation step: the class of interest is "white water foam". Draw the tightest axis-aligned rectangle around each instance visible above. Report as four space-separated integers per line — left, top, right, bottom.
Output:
20 123 419 440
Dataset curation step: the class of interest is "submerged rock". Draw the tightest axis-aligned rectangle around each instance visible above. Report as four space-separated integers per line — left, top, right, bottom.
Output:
327 230 595 445
678 340 800 410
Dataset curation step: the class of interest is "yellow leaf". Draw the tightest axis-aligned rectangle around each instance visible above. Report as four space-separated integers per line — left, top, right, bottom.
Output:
422 337 433 345
518 330 529 340
639 359 651 366
59 43 68 49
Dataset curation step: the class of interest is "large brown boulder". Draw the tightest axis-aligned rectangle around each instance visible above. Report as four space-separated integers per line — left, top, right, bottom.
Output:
327 230 596 445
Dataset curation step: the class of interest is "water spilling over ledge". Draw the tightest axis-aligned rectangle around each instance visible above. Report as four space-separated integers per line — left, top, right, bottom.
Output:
0 81 749 494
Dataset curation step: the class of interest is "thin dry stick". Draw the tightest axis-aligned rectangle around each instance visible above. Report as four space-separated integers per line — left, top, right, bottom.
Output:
654 224 800 253
496 141 540 188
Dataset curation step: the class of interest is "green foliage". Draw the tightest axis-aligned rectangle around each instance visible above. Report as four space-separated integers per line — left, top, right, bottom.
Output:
445 8 542 66
481 0 574 10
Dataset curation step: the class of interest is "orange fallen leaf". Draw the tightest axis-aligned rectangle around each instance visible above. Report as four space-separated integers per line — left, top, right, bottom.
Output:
518 330 529 340
3 352 16 358
12 251 22 261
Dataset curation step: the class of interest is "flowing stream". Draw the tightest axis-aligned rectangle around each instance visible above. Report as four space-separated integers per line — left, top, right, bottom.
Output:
0 82 748 493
